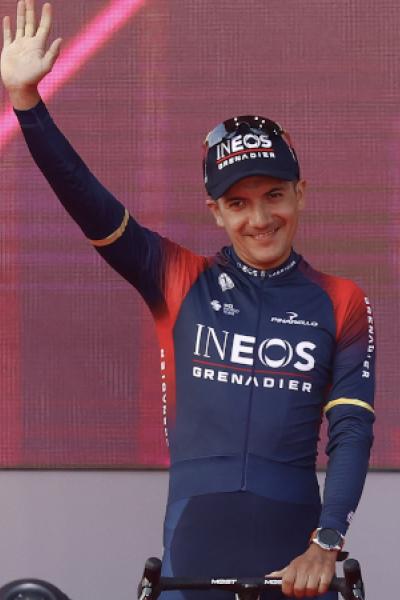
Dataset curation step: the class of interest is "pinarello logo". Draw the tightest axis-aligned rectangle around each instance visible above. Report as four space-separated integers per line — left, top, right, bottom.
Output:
270 311 319 328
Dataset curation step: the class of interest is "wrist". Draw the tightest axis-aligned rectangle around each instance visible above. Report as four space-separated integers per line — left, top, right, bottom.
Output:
9 86 41 111
307 542 339 561
310 527 345 552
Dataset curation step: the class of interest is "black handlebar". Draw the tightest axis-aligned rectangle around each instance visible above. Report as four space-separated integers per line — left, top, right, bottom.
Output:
139 556 365 600
0 555 365 600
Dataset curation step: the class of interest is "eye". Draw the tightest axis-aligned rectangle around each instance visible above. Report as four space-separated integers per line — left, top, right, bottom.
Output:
227 199 245 209
268 190 284 199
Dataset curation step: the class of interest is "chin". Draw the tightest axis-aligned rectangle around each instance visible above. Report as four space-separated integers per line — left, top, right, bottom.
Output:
254 248 280 261
252 251 285 270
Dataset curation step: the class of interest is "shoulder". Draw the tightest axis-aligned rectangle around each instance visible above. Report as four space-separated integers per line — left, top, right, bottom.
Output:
298 259 371 340
298 259 366 305
161 236 213 272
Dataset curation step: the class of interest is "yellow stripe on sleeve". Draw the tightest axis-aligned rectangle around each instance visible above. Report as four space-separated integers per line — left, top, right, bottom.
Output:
324 398 375 415
88 208 129 247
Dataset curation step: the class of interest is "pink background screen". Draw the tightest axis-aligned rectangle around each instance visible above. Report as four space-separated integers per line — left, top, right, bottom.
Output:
0 0 398 468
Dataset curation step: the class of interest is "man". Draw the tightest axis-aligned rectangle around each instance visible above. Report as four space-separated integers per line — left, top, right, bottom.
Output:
1 2 375 599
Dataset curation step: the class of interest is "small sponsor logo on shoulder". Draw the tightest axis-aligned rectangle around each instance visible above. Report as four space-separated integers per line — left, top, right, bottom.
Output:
270 311 318 328
223 303 240 316
218 272 235 291
211 300 240 316
210 300 222 311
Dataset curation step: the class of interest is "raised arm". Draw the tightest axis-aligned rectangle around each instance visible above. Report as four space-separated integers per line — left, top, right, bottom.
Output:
1 0 173 308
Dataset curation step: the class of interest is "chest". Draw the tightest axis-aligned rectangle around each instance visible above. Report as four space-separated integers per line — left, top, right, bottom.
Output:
173 268 337 383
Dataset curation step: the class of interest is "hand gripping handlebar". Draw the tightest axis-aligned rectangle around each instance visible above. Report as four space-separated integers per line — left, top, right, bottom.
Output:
138 556 365 600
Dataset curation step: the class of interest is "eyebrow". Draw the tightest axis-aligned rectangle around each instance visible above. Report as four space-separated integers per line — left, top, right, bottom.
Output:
266 186 286 193
223 186 287 202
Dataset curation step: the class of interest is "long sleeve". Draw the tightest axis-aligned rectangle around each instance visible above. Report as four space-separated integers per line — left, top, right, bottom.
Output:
14 100 169 308
319 288 375 535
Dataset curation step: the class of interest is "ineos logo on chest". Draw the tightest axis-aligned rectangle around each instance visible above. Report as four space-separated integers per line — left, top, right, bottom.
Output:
193 325 316 372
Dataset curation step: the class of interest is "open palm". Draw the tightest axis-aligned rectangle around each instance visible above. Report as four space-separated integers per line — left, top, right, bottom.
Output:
1 0 62 91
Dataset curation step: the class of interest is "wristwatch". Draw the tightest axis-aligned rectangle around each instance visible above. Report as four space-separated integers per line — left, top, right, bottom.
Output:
310 527 345 551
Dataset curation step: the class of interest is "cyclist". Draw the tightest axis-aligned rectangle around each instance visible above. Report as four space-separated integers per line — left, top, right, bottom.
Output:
1 2 375 598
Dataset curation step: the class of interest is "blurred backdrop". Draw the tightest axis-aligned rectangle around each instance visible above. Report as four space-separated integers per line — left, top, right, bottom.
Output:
0 0 398 468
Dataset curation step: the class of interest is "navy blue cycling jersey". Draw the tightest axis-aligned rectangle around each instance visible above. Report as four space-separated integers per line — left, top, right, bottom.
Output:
15 102 375 545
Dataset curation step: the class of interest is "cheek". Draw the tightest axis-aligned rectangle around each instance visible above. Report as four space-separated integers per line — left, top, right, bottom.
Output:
286 214 300 237
224 214 247 233
280 208 300 226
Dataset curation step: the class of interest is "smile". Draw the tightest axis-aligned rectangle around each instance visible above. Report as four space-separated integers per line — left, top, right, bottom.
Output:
251 227 279 240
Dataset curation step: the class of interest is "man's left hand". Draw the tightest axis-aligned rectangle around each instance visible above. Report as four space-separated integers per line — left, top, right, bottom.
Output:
267 543 337 598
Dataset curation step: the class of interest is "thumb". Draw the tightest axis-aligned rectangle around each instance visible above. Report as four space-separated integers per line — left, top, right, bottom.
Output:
43 37 62 71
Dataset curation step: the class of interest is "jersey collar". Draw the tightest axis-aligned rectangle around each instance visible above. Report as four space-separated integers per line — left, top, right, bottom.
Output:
224 247 301 280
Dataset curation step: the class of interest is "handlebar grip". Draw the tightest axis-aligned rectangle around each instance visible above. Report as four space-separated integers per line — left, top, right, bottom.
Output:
343 559 361 586
138 557 163 600
330 559 365 600
143 557 162 587
344 559 364 600
329 575 348 597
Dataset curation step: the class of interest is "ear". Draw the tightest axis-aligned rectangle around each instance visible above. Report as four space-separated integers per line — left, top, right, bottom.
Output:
206 198 225 228
295 179 307 211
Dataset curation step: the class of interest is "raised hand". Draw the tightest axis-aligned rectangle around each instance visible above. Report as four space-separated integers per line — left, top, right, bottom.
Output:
1 0 62 108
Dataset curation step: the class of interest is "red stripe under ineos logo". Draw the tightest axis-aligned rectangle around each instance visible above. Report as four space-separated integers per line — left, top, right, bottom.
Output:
192 358 312 379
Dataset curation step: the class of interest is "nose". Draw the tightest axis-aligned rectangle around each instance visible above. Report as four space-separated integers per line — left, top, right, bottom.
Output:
248 202 272 229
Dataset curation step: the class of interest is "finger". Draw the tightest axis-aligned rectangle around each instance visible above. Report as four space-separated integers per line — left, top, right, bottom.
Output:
304 574 320 598
317 574 331 596
36 2 52 41
25 0 36 37
16 0 26 39
43 37 62 71
2 16 12 47
292 572 309 599
281 569 296 598
266 568 286 577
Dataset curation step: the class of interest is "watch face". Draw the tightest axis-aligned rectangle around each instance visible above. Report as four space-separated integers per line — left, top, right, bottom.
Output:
318 528 342 547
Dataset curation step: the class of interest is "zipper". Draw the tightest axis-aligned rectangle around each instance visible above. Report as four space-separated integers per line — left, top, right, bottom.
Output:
240 274 267 489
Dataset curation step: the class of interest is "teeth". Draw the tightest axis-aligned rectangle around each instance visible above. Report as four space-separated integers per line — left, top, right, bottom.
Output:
253 228 277 239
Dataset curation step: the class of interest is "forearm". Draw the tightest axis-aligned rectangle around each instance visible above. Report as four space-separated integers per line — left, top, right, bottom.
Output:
13 97 171 301
319 411 374 535
14 99 125 239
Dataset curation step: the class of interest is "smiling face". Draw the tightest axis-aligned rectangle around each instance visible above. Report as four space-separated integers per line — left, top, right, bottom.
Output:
207 175 306 270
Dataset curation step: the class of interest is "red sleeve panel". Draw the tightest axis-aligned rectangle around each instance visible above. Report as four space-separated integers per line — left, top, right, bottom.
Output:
154 238 212 445
321 275 375 410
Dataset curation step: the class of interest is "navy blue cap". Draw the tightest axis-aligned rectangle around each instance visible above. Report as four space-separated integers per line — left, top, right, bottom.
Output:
203 116 300 200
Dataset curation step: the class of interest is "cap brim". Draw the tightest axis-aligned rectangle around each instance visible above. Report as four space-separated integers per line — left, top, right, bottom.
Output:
208 166 299 200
